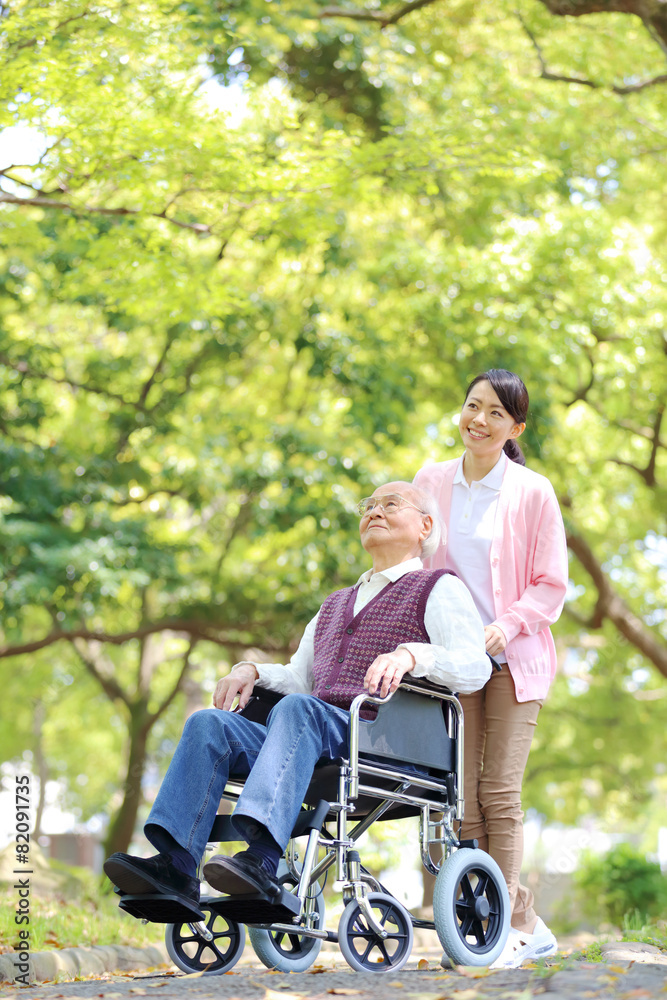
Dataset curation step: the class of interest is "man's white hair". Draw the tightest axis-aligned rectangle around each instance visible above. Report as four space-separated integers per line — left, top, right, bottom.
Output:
387 481 443 560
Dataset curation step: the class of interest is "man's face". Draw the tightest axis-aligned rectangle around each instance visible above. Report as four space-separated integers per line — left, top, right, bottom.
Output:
359 483 430 561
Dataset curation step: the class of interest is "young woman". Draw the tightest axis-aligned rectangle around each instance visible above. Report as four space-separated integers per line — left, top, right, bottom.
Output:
414 369 568 968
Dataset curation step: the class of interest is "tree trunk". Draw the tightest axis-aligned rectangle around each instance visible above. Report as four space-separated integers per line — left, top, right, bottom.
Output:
103 705 151 857
32 701 48 839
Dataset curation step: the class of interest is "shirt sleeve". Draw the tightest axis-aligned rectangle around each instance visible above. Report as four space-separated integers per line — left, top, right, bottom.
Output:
493 487 568 643
398 574 491 694
232 612 319 696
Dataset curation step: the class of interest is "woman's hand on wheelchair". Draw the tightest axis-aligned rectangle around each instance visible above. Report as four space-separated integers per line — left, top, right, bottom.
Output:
484 624 507 657
364 647 415 699
213 663 259 711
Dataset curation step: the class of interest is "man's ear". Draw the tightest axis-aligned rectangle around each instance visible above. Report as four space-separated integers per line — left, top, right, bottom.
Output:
420 514 433 542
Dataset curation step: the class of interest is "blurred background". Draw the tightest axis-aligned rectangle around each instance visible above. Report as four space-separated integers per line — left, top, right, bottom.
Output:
1 0 666 945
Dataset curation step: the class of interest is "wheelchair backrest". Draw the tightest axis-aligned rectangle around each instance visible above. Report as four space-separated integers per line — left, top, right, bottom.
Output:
357 688 455 772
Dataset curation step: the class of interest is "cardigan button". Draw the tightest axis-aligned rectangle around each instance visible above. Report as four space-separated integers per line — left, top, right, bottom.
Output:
338 656 344 663
346 627 354 634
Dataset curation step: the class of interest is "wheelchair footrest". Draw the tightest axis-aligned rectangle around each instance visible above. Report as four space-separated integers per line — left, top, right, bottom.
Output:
206 886 301 924
118 893 206 924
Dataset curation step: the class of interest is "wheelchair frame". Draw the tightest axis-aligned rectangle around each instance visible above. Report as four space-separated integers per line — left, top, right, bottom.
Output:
122 681 510 974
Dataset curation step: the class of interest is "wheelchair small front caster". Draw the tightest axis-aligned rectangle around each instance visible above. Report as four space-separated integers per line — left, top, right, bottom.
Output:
433 848 510 967
338 892 413 973
165 898 245 974
248 862 326 972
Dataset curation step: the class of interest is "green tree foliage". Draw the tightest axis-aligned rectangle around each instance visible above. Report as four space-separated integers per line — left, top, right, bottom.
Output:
1 0 665 853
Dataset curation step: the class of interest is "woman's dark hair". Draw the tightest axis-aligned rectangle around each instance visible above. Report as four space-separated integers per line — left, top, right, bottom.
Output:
464 369 529 466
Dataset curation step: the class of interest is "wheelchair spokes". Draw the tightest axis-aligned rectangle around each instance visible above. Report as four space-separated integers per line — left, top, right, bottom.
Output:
338 892 414 973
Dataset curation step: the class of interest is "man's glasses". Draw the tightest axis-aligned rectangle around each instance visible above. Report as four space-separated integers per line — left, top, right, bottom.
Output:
357 493 425 517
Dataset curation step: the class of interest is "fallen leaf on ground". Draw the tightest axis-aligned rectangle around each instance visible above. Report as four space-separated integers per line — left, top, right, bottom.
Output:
417 959 430 970
264 989 307 1000
456 966 491 978
451 990 479 1000
387 980 405 986
325 990 363 996
178 968 212 979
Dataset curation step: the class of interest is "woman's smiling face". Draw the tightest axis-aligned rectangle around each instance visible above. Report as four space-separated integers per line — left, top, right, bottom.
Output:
459 379 524 459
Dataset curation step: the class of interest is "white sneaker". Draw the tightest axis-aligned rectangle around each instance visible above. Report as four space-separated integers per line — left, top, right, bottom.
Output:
489 918 558 969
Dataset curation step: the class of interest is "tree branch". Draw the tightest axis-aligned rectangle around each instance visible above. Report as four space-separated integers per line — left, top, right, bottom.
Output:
10 10 91 51
518 10 667 92
138 332 176 410
151 638 198 723
566 529 667 679
320 0 442 27
0 354 131 404
72 637 130 707
0 191 213 235
0 620 283 659
536 0 667 55
614 73 667 93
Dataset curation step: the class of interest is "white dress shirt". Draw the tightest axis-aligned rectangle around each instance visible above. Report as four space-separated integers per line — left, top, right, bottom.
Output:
446 452 506 662
237 557 490 696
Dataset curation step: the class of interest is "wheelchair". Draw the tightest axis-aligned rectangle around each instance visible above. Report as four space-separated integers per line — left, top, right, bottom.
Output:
118 680 510 974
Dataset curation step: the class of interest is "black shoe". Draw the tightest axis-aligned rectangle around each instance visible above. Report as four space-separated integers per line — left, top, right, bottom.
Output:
103 852 200 907
203 850 281 898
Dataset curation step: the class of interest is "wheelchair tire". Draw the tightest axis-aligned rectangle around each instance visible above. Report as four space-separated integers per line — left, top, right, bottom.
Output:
248 864 326 972
433 848 510 967
165 898 245 975
338 892 413 974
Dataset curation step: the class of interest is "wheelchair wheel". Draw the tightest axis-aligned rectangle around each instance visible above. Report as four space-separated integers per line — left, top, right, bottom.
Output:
248 864 325 972
433 848 510 967
165 898 245 974
338 892 413 973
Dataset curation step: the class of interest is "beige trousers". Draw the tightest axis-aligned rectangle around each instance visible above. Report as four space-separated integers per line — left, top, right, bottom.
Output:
458 668 542 932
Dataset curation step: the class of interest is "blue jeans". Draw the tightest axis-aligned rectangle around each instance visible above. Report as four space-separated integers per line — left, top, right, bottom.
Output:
145 693 350 863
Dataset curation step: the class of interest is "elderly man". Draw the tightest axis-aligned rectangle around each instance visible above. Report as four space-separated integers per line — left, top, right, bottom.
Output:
104 481 490 911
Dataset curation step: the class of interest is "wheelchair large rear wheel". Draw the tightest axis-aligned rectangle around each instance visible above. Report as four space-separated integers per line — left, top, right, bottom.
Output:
433 848 509 967
165 898 245 974
248 864 326 972
338 892 413 973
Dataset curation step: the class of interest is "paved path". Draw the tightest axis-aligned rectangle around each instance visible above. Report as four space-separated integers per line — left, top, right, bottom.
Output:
1 940 665 999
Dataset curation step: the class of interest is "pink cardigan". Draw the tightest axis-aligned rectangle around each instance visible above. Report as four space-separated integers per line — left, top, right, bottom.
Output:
414 457 568 702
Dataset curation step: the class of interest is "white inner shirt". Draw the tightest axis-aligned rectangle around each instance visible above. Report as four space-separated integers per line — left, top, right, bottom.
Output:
446 452 507 662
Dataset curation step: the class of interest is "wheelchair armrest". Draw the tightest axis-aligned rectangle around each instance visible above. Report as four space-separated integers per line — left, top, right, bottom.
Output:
397 677 455 696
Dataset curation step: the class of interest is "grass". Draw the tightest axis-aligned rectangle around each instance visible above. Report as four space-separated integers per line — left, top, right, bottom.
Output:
621 917 667 951
0 861 164 955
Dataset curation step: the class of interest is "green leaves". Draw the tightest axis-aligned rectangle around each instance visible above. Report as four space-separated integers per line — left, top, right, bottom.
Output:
1 0 666 846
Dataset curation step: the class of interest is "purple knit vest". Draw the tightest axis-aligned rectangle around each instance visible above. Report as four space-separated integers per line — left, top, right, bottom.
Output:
311 569 449 714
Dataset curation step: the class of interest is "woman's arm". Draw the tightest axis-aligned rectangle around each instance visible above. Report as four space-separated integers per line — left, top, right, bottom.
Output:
493 488 568 643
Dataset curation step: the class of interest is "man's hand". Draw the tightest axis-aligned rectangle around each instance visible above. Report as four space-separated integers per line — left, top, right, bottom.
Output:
364 647 415 699
213 663 259 712
484 625 507 657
